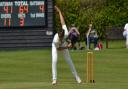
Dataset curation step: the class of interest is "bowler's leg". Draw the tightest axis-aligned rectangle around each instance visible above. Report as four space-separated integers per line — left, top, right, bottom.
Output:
63 49 81 83
52 46 58 81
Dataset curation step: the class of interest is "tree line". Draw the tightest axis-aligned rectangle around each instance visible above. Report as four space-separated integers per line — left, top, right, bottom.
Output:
55 0 128 40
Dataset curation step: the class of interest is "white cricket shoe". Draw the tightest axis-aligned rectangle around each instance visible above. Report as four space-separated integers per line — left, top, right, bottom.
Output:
76 76 82 84
52 80 57 85
94 47 99 50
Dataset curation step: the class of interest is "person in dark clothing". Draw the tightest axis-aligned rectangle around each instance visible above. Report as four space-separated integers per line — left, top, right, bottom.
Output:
86 23 98 50
69 24 80 50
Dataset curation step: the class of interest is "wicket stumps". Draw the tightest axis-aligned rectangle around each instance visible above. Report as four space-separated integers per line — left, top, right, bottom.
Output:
86 52 95 83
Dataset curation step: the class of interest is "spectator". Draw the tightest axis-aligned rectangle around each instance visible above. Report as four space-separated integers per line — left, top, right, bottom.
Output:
123 23 128 48
86 23 98 50
69 24 80 50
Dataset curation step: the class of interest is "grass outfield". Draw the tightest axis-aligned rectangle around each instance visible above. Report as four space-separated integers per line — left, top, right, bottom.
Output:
0 42 128 89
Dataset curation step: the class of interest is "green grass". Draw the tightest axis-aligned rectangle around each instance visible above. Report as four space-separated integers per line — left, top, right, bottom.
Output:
0 43 128 89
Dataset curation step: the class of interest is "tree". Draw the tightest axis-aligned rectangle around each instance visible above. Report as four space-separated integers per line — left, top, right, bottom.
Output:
55 0 128 39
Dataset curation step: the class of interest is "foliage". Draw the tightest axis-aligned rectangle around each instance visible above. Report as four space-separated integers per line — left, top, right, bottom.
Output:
55 0 128 40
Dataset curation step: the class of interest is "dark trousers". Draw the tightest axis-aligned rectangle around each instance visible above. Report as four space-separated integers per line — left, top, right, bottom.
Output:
85 37 98 49
70 36 78 50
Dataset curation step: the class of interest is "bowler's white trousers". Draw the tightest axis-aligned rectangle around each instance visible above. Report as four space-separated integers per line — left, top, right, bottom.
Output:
52 45 79 80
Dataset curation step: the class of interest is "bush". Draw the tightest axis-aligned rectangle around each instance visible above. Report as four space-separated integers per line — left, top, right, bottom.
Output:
55 0 128 40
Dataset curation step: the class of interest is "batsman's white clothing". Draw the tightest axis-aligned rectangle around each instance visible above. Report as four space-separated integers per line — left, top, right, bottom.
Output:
123 23 128 48
52 25 80 80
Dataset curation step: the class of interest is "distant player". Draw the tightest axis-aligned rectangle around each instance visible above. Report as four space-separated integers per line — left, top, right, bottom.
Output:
52 6 82 85
123 23 128 48
86 23 98 50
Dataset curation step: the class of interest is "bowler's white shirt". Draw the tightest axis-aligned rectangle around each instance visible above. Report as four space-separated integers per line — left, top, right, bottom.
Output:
52 25 68 48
